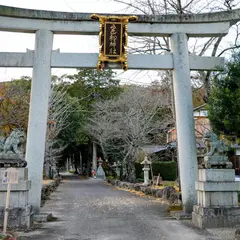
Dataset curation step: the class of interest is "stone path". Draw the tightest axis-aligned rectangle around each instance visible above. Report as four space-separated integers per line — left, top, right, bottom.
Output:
18 175 234 240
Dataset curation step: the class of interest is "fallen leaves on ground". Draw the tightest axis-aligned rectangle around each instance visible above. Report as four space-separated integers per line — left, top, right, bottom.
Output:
42 179 54 185
115 187 155 199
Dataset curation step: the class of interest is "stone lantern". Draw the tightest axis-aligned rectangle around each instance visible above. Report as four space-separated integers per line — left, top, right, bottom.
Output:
116 161 121 177
141 156 151 186
96 158 106 179
112 161 121 177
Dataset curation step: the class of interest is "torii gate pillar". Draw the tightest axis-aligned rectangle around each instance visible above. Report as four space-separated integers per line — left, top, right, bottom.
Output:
25 29 53 213
171 33 198 213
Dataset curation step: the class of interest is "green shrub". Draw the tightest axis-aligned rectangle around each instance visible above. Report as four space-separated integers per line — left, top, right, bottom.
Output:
135 161 177 181
107 175 115 181
107 175 120 181
136 178 144 183
163 181 176 187
153 161 177 180
135 163 143 179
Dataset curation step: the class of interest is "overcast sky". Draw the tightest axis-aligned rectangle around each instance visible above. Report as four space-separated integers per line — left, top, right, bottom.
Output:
0 0 236 85
0 0 158 85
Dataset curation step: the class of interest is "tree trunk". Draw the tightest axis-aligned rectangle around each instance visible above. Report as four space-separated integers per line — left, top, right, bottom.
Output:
73 154 78 174
121 160 127 181
44 161 50 179
66 158 69 171
92 142 97 171
100 141 108 162
121 149 131 181
127 160 136 183
167 70 176 119
79 152 82 171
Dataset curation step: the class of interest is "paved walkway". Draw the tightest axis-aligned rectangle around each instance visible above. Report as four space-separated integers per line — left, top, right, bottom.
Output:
18 175 233 240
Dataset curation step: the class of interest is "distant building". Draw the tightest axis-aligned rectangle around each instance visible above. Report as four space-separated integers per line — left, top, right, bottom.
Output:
167 104 210 151
140 105 211 161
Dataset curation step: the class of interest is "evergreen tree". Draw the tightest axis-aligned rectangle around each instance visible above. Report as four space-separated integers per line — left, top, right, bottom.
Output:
208 53 240 136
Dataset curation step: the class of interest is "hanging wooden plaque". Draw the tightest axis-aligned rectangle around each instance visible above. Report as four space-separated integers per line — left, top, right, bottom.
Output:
90 14 138 71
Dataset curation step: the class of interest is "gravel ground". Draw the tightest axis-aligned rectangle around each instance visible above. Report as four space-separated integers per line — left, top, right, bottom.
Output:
17 175 236 240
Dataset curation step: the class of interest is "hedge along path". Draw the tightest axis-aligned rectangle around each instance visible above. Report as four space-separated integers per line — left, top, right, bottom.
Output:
135 161 178 181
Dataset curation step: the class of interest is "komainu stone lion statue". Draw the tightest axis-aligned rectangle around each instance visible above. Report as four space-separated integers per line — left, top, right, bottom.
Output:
203 131 232 169
204 131 228 156
0 129 27 167
3 130 26 155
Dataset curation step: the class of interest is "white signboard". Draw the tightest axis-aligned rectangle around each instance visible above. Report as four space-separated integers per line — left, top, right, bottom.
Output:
1 168 19 184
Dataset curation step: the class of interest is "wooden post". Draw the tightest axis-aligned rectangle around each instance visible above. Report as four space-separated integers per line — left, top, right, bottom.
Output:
150 162 153 184
156 174 160 186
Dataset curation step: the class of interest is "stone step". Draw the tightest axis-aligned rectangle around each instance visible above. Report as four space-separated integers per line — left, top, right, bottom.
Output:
34 213 53 222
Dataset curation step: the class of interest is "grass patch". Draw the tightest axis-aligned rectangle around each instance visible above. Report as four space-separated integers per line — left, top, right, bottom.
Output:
166 205 183 213
163 181 176 187
152 181 180 192
0 233 16 240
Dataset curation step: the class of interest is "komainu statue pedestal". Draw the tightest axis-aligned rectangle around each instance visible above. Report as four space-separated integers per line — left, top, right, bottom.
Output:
193 132 240 228
0 168 33 229
192 169 240 228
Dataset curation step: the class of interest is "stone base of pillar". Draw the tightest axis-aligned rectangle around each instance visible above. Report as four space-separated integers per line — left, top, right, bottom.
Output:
192 205 240 228
0 205 33 229
0 168 33 229
192 169 240 228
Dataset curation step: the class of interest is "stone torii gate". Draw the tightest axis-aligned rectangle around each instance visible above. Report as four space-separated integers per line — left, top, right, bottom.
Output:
0 5 238 214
